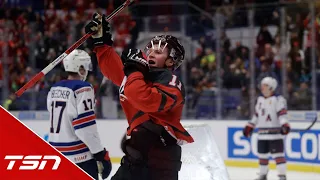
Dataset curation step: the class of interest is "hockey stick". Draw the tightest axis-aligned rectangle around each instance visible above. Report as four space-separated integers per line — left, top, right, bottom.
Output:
251 116 318 135
15 0 135 97
97 161 104 179
292 116 318 132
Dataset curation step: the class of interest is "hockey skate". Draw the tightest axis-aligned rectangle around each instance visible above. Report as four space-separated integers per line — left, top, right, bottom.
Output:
278 175 287 180
254 174 267 180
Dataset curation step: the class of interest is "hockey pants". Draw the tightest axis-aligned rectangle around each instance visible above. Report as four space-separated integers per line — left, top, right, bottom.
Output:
111 121 182 180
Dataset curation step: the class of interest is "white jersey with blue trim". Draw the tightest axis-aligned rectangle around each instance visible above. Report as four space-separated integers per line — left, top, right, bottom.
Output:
249 94 289 140
47 80 104 163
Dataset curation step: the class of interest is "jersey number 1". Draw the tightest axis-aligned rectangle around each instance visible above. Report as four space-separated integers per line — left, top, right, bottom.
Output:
169 75 182 90
50 101 66 133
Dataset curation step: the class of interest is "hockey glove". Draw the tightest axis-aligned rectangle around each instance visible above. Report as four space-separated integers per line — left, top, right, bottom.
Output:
121 48 149 77
280 123 290 135
243 123 254 137
85 13 113 49
93 149 112 179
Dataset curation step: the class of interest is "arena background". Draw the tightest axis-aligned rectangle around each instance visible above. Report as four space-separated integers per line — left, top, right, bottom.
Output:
1 0 319 178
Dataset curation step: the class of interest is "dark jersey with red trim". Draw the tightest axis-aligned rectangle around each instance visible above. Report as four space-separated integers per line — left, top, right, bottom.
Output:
94 45 194 144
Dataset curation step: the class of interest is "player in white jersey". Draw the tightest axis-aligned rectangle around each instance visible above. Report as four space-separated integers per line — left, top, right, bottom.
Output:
47 49 111 179
243 77 290 180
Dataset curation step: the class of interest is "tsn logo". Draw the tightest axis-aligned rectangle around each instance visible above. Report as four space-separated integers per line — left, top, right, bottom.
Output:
4 155 61 170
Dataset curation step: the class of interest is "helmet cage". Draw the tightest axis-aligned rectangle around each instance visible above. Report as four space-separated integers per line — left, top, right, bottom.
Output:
144 35 184 70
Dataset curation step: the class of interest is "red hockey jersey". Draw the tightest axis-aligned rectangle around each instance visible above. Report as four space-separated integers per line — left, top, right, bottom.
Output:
94 45 194 144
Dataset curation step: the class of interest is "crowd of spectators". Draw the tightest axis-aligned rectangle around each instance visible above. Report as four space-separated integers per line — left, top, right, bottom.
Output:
0 0 319 119
0 0 138 112
186 1 320 118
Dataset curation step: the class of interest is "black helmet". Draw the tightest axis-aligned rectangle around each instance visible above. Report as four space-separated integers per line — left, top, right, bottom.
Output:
145 35 185 70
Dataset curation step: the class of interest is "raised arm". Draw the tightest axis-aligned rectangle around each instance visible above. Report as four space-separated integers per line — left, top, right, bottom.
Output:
85 13 125 86
94 45 124 86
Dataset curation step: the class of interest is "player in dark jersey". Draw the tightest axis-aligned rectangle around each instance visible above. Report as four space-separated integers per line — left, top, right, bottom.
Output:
85 13 194 180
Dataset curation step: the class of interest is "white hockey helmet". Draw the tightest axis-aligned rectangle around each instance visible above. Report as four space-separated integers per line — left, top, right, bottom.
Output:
261 77 278 91
63 49 92 81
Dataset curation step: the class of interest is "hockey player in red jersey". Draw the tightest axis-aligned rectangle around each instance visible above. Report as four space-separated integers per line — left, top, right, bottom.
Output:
85 13 194 180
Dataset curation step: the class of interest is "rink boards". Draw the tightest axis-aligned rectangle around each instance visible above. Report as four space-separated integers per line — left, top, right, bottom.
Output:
16 114 320 173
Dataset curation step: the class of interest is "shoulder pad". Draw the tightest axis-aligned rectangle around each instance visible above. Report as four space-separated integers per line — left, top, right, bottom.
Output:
148 69 185 97
52 80 92 92
276 95 285 101
274 93 281 97
148 69 181 84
